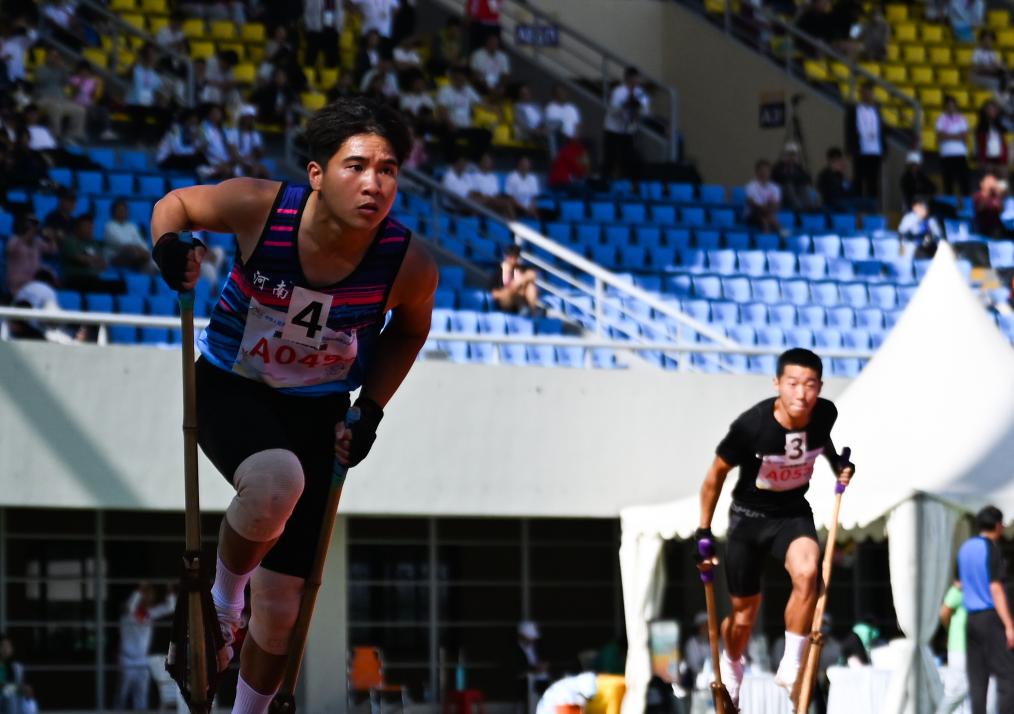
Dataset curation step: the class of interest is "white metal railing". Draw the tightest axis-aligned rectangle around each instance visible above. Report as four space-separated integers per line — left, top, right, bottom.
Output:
424 0 679 160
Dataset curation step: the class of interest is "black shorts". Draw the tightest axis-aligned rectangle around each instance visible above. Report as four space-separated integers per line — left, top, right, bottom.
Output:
724 503 818 597
195 357 351 578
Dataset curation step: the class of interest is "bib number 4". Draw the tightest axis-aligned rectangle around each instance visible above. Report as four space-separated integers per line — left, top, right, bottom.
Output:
281 287 334 348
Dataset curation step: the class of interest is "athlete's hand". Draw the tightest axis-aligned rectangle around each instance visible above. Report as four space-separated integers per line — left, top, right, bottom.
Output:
153 232 206 291
836 449 855 488
693 527 719 572
334 397 384 467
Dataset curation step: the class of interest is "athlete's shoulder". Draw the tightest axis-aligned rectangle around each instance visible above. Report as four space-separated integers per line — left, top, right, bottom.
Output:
814 397 838 421
390 238 437 309
737 397 776 425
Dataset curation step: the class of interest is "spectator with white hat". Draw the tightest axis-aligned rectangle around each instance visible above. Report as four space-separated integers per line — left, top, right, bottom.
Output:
226 104 269 178
8 279 80 343
899 150 937 210
515 620 551 711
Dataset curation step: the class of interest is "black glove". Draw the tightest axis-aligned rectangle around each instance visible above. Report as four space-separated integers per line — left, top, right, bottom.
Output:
693 527 714 564
347 396 384 467
153 232 205 291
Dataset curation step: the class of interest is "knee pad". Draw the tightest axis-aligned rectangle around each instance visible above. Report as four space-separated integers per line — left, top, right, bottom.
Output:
225 449 304 542
248 567 304 655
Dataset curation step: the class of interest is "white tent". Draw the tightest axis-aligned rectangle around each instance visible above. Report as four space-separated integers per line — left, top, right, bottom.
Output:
619 243 1014 714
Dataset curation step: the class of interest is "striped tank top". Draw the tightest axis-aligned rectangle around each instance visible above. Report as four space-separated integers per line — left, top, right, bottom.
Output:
197 183 412 396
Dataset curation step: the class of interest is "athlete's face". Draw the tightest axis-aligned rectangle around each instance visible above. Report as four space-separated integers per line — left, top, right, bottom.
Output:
774 365 822 420
308 133 399 232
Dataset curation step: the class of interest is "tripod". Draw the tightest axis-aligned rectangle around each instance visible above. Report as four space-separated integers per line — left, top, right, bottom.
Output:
784 94 810 173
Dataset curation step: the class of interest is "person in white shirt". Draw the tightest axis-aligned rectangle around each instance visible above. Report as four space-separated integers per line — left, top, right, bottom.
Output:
360 57 401 99
351 0 399 43
199 103 234 180
304 0 345 69
602 67 649 180
393 35 425 71
504 156 540 217
936 95 971 196
226 105 269 178
104 198 153 271
437 66 482 129
846 82 884 200
513 84 544 141
442 155 475 199
897 197 942 259
744 159 782 232
469 33 510 90
545 84 581 139
0 19 37 83
400 74 436 117
469 152 518 218
971 30 1008 91
115 583 176 712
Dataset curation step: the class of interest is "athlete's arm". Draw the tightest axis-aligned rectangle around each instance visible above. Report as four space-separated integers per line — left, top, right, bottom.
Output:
822 438 854 486
699 455 734 530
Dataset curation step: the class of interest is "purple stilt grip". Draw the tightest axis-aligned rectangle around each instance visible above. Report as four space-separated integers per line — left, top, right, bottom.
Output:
698 538 715 560
835 446 852 493
835 481 846 494
699 568 715 584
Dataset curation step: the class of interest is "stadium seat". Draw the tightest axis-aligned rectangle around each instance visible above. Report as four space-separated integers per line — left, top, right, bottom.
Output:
869 284 898 310
664 229 691 251
555 346 585 367
737 250 766 276
830 214 857 234
872 236 902 260
800 214 827 233
651 205 677 225
750 278 780 303
756 326 785 347
621 203 646 223
769 303 797 327
741 302 768 326
748 354 778 375
680 207 706 227
766 251 797 278
725 232 751 251
591 245 617 266
883 259 914 284
827 258 855 281
695 230 721 251
843 329 871 350
781 279 811 306
754 233 781 252
559 200 585 222
119 149 150 172
505 314 534 335
479 311 508 335
692 275 722 299
711 301 739 326
989 241 1014 267
721 276 751 302
841 283 870 308
710 208 735 227
535 317 563 334
853 260 882 281
639 181 665 200
682 299 711 323
634 274 663 293
797 253 827 280
605 225 631 246
666 273 692 297
619 246 648 270
786 326 815 348
458 289 488 312
827 305 855 328
727 324 756 345
463 342 494 365
87 147 116 169
813 234 842 257
76 171 104 195
590 202 616 222
433 289 455 309
855 307 884 329
668 183 695 203
440 341 469 362
784 234 812 253
650 247 678 271
699 184 726 205
832 358 861 377
124 273 151 296
85 293 114 312
576 223 601 246
56 290 82 311
679 248 706 272
862 215 887 232
438 266 466 290
707 249 736 274
798 305 826 328
842 236 872 261
635 226 662 250
897 284 918 307
815 328 843 349
809 281 839 307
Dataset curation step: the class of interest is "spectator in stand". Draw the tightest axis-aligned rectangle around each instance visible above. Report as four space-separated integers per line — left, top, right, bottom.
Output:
127 43 168 143
354 29 385 83
42 186 80 245
33 48 86 143
403 124 429 169
817 146 865 212
303 0 345 70
976 100 1009 178
431 17 466 75
0 17 38 86
5 211 57 299
470 33 510 91
441 154 474 200
744 159 782 232
899 151 937 210
115 582 176 712
360 57 401 100
845 82 885 202
327 71 358 102
683 613 710 694
201 49 241 114
545 84 581 141
973 173 1007 237
548 134 590 192
400 73 436 118
436 65 489 159
42 0 84 51
937 95 971 197
155 11 188 56
68 61 114 141
156 110 207 171
198 104 233 180
9 278 82 344
949 0 985 43
857 7 890 61
971 30 1008 91
104 198 153 271
393 0 417 45
505 156 540 219
351 0 400 49
491 245 539 314
469 152 518 219
263 24 296 66
465 0 501 50
513 84 544 142
603 67 649 181
771 141 818 211
251 67 298 126
0 634 38 714
226 105 269 178
898 196 941 258
7 127 48 190
60 213 118 293
393 35 426 73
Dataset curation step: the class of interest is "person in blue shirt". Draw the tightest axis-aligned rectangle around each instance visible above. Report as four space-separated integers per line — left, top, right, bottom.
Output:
957 505 1014 714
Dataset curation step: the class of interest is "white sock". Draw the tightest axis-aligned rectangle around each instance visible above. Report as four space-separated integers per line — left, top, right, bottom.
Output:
211 554 251 613
780 630 808 670
232 674 277 714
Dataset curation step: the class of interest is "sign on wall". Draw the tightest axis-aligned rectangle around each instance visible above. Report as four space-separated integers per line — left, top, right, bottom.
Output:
515 23 561 47
759 91 786 129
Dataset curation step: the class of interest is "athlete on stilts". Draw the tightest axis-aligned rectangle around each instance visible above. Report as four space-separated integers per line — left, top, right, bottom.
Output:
694 348 854 707
151 98 437 713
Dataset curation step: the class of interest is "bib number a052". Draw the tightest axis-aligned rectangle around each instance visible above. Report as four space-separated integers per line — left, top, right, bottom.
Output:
755 446 825 492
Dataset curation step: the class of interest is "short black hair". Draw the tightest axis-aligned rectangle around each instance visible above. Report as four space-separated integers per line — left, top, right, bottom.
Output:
976 505 1004 532
624 66 640 80
777 347 823 379
504 244 521 257
827 147 844 161
303 97 411 168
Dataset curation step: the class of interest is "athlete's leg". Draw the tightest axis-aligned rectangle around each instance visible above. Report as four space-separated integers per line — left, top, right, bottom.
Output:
776 535 820 687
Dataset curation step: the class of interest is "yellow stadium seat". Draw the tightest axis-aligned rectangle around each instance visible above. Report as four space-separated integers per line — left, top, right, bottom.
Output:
232 62 256 84
190 41 215 59
149 16 168 34
182 18 206 38
218 41 245 59
110 0 136 10
882 107 900 127
954 47 973 66
340 28 356 51
491 123 513 146
141 0 168 13
882 64 907 83
121 13 145 31
962 112 976 129
921 24 946 43
873 85 892 103
29 47 45 67
902 45 926 63
895 23 917 42
921 128 937 151
303 67 318 88
247 45 264 63
301 92 327 112
897 84 916 100
115 49 135 68
909 66 934 84
998 29 1014 48
858 61 882 77
928 46 951 64
988 9 1010 29
829 61 851 80
319 68 339 88
936 68 960 86
973 89 994 108
804 59 828 81
950 90 970 108
241 23 266 42
886 43 900 62
919 87 943 107
705 0 725 14
885 4 908 23
837 82 852 101
83 47 108 68
210 21 236 40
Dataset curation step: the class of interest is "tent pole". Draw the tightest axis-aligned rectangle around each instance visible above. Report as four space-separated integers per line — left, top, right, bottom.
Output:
914 493 924 713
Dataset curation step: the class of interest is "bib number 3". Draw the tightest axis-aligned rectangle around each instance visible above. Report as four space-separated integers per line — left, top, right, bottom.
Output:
281 287 334 348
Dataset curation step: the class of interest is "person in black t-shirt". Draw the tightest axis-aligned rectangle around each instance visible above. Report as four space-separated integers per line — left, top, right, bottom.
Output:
694 348 855 706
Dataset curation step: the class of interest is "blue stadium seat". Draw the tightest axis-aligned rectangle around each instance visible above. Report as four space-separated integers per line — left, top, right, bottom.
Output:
535 317 563 334
827 258 855 281
619 246 648 270
33 195 58 220
869 284 897 310
440 341 469 362
668 183 695 203
138 175 166 198
883 259 914 284
682 299 711 323
128 200 151 228
861 215 887 232
119 149 150 172
853 260 882 281
781 279 811 306
784 234 812 253
470 238 497 262
124 273 151 295
769 303 797 327
841 283 870 307
842 236 872 261
830 214 857 234
555 346 585 367
454 215 481 238
897 284 917 308
635 226 662 249
498 343 527 365
576 223 601 246
433 288 455 309
843 329 870 350
650 247 678 271
505 314 534 335
611 180 634 196
748 354 778 375
590 348 619 369
727 324 756 345
458 289 488 312
737 250 766 276
741 302 768 326
487 222 512 243
430 214 451 235
526 344 555 366
430 308 454 331
815 328 842 349
394 213 419 233
467 342 496 364
651 204 677 225
679 248 706 272
76 170 104 195
812 234 842 257
621 203 646 223
914 259 932 281
605 225 631 246
710 208 735 227
827 305 855 328
786 326 815 348
451 310 482 333
711 300 739 326
695 230 721 250
87 147 116 169
56 290 82 311
729 186 747 207
755 233 781 252
168 176 196 191
560 200 585 221
692 275 722 299
680 207 706 227
997 313 1014 339
832 358 861 377
750 278 780 303
869 330 887 349
699 184 726 205
872 236 902 260
766 251 796 278
666 273 692 296
707 249 736 274
146 296 175 316
116 295 145 314
634 274 663 293
800 214 827 233
725 232 751 251
797 253 827 280
439 266 466 290
776 211 796 231
107 173 135 197
590 202 616 222
989 241 1014 268
110 323 139 344
0 210 12 235
664 228 691 251
798 305 826 328
855 307 884 329
85 293 114 312
721 276 751 302
756 326 785 346
591 245 617 266
639 181 665 200
811 281 840 307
